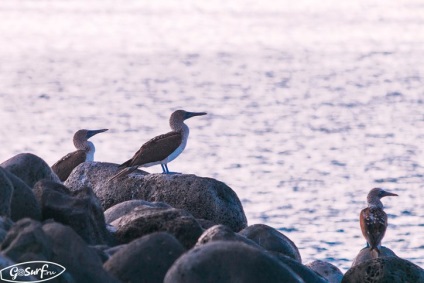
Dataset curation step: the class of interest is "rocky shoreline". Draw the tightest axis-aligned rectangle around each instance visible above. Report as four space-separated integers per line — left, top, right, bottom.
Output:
0 153 422 282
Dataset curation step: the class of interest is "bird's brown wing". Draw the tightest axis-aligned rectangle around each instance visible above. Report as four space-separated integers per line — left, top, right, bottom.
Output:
51 150 86 181
123 131 183 167
360 207 388 249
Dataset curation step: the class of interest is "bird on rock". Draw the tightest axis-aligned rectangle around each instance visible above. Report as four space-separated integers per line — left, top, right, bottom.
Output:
109 110 206 180
360 188 398 254
52 129 108 181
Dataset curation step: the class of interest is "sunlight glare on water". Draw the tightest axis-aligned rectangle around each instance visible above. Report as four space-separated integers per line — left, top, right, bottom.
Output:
0 0 423 272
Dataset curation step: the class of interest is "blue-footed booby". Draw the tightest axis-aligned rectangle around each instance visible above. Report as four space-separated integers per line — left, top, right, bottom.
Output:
52 129 108 181
360 188 398 254
109 110 206 180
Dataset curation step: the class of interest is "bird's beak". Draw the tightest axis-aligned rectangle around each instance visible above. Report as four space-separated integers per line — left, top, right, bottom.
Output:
185 112 207 119
382 191 398 197
86 129 108 139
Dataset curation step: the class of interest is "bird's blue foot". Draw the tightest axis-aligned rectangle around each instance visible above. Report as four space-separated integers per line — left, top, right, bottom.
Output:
161 164 181 174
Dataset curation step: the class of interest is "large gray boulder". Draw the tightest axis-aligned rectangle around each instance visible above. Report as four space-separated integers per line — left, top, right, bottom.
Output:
111 205 203 249
2 170 41 221
306 260 343 283
342 257 424 283
0 167 14 217
104 232 185 283
164 241 305 283
1 153 60 188
65 162 247 231
33 180 110 245
239 224 302 263
351 246 397 267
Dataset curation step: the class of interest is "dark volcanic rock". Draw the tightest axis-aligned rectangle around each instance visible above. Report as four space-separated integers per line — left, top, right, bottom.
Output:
65 162 247 231
342 257 424 283
1 219 118 283
33 180 110 245
104 232 185 283
1 218 53 262
272 254 328 283
0 167 13 217
0 216 13 243
1 153 60 188
196 224 262 249
351 246 397 267
164 241 304 283
305 260 343 283
239 224 302 262
111 205 203 249
104 199 171 224
42 222 119 283
3 170 41 221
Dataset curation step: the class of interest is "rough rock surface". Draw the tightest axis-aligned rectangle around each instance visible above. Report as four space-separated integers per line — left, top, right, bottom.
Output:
65 162 247 231
239 224 302 262
0 216 13 243
351 246 397 267
104 232 185 283
305 260 343 283
104 200 171 224
0 167 13 217
164 241 304 283
0 219 118 283
1 153 61 188
33 180 110 245
3 170 41 221
111 205 203 248
196 224 262 249
342 257 424 283
1 218 52 262
42 222 119 283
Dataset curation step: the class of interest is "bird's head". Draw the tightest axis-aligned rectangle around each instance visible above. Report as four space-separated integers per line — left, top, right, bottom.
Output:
73 129 108 148
170 110 207 130
367 188 398 207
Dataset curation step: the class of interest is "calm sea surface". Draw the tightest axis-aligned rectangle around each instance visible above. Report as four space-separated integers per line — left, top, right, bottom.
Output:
0 0 423 272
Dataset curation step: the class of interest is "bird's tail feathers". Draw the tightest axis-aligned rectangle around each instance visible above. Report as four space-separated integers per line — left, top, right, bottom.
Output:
118 159 133 169
108 166 139 182
369 246 381 258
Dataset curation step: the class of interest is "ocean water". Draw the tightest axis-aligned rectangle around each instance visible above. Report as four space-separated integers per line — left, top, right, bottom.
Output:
0 0 423 272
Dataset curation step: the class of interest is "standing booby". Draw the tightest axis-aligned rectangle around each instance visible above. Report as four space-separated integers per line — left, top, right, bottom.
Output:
109 110 206 180
360 188 398 254
52 129 108 181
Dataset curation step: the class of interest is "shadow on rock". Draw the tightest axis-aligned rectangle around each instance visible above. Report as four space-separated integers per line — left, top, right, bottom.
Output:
239 224 302 263
33 180 111 245
104 232 185 283
164 241 304 283
111 205 203 249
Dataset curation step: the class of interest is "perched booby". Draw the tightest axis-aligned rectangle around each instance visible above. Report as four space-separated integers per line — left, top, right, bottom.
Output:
360 188 398 254
52 129 108 181
109 110 206 180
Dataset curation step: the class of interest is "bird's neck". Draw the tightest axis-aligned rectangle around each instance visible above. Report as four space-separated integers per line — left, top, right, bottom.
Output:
85 141 96 161
368 197 383 209
74 140 96 160
170 120 188 133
